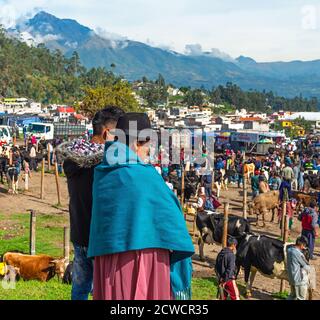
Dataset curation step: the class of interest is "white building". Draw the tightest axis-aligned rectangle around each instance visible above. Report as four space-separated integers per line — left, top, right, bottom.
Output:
0 98 41 114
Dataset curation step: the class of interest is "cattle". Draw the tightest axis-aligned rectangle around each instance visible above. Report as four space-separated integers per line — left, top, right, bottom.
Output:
62 262 73 285
185 175 200 201
235 234 311 298
196 212 256 261
304 174 320 190
248 191 280 227
0 155 8 184
291 191 317 212
7 167 19 195
244 163 255 180
170 172 200 201
3 252 66 282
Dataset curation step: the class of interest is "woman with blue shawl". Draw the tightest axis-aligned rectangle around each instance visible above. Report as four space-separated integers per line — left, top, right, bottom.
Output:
88 113 194 300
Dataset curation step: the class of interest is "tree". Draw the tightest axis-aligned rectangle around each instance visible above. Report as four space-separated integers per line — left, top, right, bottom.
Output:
78 81 142 118
183 89 204 106
293 117 312 132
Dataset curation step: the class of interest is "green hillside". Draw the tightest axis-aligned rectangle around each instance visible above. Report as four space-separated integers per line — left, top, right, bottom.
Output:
0 27 118 104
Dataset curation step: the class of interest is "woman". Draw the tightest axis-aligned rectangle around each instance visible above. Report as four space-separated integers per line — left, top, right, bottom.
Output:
88 113 194 300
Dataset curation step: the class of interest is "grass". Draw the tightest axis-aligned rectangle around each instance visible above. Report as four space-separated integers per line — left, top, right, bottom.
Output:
0 213 69 258
192 277 218 300
0 212 233 300
272 291 289 300
0 279 71 300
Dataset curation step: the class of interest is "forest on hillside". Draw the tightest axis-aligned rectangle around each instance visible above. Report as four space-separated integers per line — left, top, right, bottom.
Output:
0 26 318 113
138 76 319 113
0 28 120 104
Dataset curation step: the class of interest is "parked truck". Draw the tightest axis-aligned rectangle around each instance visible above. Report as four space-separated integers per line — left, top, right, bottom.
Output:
27 122 87 141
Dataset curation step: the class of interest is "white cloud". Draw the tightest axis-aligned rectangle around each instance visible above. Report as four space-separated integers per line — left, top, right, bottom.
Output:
185 44 203 56
1 0 320 61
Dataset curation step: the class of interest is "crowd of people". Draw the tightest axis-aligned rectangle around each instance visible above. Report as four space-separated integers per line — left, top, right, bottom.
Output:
1 110 320 301
0 134 65 194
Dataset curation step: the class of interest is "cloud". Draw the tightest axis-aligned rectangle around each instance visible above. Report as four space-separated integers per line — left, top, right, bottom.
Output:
185 44 203 56
145 38 174 52
209 48 235 62
18 30 61 46
1 0 320 61
95 27 127 42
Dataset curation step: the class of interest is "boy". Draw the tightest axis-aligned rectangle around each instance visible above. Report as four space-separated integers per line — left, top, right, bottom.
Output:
215 237 240 300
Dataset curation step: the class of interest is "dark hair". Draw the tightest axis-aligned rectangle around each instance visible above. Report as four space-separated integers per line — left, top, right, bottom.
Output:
310 201 317 209
227 237 238 247
296 236 308 247
92 106 125 136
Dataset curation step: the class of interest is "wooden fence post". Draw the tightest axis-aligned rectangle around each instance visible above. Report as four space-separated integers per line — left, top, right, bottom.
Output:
243 152 248 219
40 158 45 200
47 144 51 172
222 202 229 248
181 167 185 209
281 199 287 238
64 227 70 265
24 172 29 191
280 211 289 293
29 210 36 256
54 162 62 206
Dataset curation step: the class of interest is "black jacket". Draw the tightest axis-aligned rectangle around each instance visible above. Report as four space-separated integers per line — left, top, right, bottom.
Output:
215 247 236 282
58 140 104 247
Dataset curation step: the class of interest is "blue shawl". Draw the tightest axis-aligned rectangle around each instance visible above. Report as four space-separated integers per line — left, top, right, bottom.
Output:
88 142 195 300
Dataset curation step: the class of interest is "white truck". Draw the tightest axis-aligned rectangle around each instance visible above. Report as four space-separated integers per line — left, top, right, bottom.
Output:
0 125 13 144
27 122 87 141
27 123 54 141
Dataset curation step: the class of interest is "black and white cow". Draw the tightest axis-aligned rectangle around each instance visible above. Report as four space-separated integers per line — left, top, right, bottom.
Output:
196 212 255 261
235 234 310 298
184 175 200 201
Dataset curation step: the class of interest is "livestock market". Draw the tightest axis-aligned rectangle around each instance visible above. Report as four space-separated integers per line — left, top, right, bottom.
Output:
1 1 320 305
1 106 320 301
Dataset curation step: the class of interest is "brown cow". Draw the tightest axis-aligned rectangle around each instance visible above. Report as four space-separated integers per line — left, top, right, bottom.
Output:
3 253 66 282
292 191 317 212
248 191 280 227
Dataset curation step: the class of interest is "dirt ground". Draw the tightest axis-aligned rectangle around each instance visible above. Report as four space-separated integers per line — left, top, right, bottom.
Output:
0 171 70 216
1 171 320 300
192 185 320 300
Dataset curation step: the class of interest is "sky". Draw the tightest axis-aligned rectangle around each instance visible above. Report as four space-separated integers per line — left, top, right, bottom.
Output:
0 0 320 62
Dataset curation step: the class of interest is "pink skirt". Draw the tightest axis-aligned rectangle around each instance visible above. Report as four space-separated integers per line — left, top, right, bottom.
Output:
93 248 172 300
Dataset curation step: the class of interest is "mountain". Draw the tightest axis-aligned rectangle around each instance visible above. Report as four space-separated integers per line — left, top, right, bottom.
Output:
7 11 320 99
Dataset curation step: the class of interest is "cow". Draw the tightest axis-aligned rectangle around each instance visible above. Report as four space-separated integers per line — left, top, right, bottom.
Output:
248 191 280 227
7 167 19 195
235 234 311 298
304 174 320 190
185 175 201 201
0 155 8 184
196 212 256 261
244 163 255 180
291 191 317 213
3 252 66 282
62 261 73 285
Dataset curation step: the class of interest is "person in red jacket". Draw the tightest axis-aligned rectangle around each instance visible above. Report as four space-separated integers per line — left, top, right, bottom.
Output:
298 201 319 260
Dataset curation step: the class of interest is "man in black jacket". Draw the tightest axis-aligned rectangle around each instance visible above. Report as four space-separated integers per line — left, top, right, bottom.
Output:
59 106 125 300
215 237 240 300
